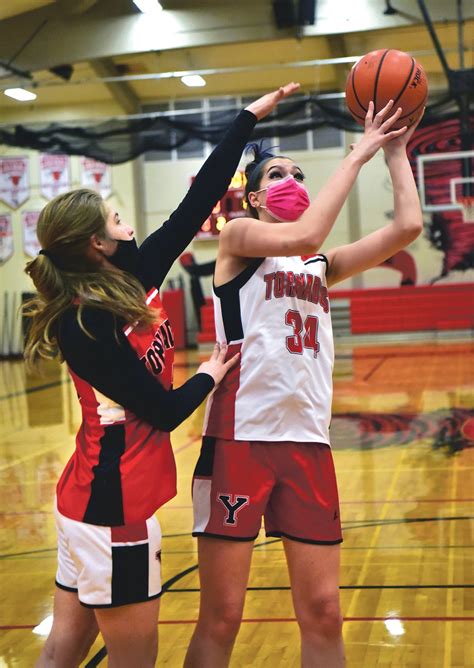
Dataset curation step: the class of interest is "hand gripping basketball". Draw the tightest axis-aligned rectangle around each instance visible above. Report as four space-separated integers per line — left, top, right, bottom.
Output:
346 49 428 129
350 100 409 163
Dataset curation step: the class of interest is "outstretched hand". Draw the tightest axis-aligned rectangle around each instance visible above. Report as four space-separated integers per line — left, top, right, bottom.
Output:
350 100 409 164
197 343 240 387
245 82 301 121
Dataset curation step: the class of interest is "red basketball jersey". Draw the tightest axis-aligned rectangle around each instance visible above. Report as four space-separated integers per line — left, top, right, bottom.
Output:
56 288 177 526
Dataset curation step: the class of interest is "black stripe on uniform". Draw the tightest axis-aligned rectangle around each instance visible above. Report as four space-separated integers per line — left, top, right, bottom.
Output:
303 254 328 268
83 424 126 526
214 258 264 341
111 543 149 606
193 435 216 477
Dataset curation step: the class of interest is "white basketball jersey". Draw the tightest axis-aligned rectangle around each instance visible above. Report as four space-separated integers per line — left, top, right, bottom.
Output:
203 254 334 443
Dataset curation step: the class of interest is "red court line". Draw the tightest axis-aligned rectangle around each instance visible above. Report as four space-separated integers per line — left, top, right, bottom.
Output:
3 616 473 631
156 616 474 624
339 499 474 505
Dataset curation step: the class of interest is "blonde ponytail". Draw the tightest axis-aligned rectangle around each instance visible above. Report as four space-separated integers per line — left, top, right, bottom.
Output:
23 189 156 369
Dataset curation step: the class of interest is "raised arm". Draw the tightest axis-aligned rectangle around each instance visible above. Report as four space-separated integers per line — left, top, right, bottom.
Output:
325 113 423 287
139 83 301 289
219 101 409 260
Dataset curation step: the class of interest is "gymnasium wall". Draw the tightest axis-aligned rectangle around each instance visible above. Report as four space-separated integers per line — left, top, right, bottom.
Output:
143 136 473 337
0 145 138 355
1 133 473 354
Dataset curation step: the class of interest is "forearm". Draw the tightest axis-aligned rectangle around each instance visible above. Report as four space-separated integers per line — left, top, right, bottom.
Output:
326 153 423 286
60 308 215 432
298 152 364 251
386 152 423 238
139 110 257 289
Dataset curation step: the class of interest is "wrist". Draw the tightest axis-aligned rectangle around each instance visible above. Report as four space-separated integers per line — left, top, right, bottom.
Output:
344 150 366 170
385 153 409 171
384 148 408 163
243 105 259 121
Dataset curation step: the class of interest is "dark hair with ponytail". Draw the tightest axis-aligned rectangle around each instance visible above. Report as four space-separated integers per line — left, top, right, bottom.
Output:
23 188 155 369
243 142 281 219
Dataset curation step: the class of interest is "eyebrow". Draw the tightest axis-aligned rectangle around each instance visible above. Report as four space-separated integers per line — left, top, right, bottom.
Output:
266 163 304 175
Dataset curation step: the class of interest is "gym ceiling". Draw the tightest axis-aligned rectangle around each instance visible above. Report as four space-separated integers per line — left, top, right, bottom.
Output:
0 0 472 122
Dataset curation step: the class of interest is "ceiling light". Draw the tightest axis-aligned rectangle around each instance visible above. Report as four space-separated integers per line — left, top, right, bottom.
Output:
133 0 163 13
4 88 37 102
181 75 206 87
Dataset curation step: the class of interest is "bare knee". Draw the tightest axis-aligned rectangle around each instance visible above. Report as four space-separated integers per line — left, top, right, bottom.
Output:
198 603 243 645
297 595 343 640
38 625 97 667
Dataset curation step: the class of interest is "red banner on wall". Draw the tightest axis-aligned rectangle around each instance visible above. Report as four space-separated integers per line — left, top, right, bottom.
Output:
22 210 41 258
40 154 71 200
0 213 13 264
0 157 29 209
81 158 112 199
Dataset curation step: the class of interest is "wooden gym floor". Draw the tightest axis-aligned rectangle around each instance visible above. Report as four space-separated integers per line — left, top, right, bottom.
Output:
0 338 473 667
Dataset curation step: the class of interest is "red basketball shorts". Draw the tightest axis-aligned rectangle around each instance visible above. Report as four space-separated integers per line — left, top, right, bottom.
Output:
192 437 342 544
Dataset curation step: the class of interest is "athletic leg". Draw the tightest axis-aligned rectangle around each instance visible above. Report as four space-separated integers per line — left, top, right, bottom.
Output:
35 588 99 668
184 537 254 668
283 540 344 668
94 598 160 668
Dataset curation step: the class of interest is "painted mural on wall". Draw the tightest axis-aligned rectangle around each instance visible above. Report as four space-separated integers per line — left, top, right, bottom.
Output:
407 116 474 283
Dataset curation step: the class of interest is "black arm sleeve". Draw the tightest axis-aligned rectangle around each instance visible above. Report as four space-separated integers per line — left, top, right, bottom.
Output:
59 308 214 432
138 109 257 290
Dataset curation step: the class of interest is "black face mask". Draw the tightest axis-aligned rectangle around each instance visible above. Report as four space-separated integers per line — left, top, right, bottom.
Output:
107 238 139 275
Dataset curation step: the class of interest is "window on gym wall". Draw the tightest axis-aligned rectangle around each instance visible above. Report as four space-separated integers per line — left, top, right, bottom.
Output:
142 92 344 162
142 102 174 162
208 97 239 148
277 93 309 152
174 99 206 159
311 97 344 150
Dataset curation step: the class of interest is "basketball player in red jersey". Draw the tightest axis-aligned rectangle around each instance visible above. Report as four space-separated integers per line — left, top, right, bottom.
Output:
185 100 423 667
24 84 300 668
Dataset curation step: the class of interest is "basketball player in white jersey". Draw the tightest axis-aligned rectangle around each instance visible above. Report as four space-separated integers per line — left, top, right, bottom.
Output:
185 100 423 667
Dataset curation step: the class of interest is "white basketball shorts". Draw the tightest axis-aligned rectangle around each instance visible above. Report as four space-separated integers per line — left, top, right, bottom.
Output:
54 502 162 608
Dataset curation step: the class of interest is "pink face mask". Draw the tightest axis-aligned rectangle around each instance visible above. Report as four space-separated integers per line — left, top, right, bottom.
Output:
256 174 310 221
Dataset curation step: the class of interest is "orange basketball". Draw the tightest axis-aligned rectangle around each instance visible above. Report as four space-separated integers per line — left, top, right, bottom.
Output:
345 49 428 129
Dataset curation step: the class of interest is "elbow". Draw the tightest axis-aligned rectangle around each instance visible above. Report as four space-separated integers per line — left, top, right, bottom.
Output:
405 218 423 244
396 213 423 246
146 413 177 433
296 231 323 255
154 417 178 432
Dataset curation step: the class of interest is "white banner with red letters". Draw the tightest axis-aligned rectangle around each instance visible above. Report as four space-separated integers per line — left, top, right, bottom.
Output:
0 156 29 209
0 213 13 264
22 210 41 258
40 153 71 200
81 158 112 199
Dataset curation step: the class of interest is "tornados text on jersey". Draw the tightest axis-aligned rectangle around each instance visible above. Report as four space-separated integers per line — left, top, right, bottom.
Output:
203 255 334 443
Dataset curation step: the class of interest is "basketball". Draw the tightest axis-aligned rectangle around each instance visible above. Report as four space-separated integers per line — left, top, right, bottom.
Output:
345 49 428 129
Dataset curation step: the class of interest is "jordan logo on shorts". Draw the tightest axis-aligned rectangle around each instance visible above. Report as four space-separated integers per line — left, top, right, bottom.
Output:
217 494 250 526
